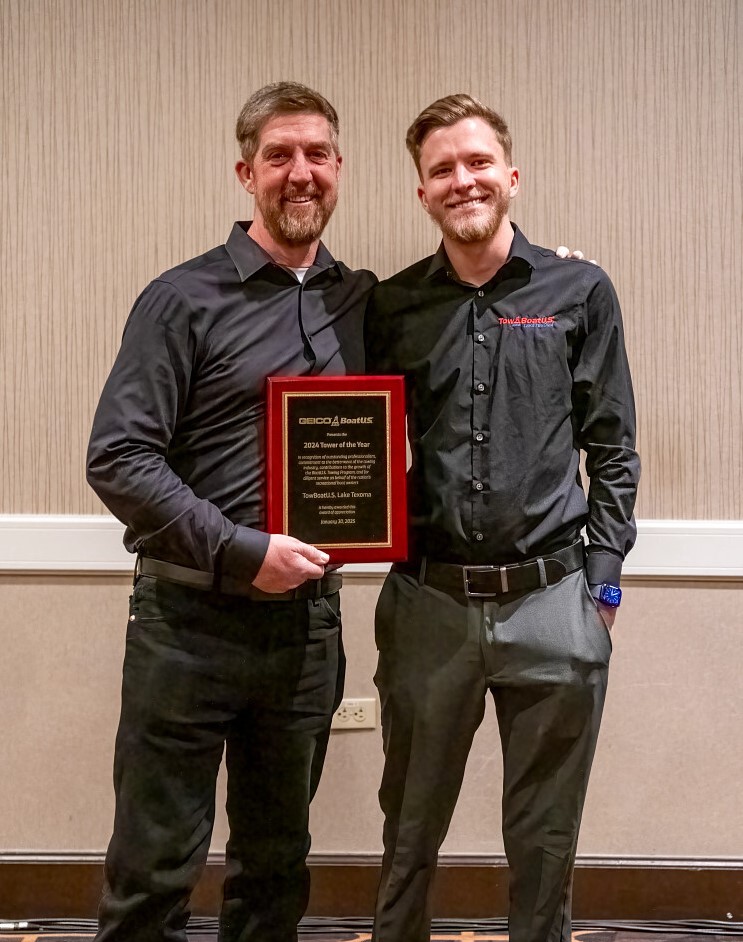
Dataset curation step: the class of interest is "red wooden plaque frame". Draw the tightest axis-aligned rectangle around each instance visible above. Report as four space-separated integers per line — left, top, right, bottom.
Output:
266 375 408 564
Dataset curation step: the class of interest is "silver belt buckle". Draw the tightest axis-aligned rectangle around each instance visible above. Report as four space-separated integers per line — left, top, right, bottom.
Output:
463 564 510 597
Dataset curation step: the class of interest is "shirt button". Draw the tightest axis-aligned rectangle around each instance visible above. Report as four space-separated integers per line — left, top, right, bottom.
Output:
477 290 484 297
476 382 486 392
475 432 484 442
474 532 484 541
476 333 485 343
474 481 484 491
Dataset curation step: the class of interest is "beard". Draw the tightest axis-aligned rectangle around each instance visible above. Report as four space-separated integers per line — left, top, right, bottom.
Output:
256 184 338 246
434 187 511 244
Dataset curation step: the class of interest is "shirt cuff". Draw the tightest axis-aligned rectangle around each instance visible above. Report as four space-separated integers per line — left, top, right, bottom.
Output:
219 525 270 593
585 547 623 587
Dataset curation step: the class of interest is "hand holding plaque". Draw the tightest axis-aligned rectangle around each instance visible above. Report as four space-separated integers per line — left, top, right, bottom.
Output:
266 376 408 564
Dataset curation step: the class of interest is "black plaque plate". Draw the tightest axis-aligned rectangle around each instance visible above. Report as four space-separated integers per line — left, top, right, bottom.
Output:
266 375 407 563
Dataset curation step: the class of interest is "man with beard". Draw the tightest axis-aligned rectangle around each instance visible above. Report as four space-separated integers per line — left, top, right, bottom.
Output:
86 82 374 942
365 95 640 942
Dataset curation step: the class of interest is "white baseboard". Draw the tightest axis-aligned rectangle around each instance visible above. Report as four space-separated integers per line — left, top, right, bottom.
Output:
0 515 741 577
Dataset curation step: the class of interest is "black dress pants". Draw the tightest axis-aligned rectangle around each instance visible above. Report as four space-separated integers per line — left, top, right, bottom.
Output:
96 575 344 942
372 567 611 942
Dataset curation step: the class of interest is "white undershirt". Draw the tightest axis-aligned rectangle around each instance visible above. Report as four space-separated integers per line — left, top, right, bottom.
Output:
289 267 310 283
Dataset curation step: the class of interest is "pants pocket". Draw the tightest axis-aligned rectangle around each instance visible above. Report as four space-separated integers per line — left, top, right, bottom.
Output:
581 572 613 649
308 592 341 638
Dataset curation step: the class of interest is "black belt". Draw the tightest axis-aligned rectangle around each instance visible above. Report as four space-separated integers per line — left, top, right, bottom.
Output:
397 540 585 598
137 556 342 602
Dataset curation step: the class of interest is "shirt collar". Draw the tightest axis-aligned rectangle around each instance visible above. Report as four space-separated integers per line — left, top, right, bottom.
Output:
424 222 537 281
225 221 342 282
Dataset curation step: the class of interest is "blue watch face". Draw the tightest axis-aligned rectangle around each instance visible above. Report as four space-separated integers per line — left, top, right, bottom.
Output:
598 583 622 607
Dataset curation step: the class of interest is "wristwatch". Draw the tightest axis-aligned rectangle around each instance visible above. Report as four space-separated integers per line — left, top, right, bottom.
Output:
591 583 622 607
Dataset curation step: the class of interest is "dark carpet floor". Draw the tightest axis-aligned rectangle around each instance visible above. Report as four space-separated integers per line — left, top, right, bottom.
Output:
1 929 742 942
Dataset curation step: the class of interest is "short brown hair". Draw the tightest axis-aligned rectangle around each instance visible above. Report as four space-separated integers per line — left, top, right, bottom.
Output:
406 94 512 175
236 82 339 162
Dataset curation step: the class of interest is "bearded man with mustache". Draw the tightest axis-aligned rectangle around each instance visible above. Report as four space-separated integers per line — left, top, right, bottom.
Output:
87 82 375 942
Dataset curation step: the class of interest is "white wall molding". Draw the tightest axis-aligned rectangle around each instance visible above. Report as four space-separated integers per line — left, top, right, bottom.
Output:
0 515 742 577
2 850 742 868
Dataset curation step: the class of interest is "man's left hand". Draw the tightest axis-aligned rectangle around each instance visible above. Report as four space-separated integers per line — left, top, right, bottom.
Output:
597 601 616 631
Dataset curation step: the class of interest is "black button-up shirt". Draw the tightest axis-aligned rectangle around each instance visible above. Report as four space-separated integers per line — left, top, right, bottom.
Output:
87 222 376 588
364 225 640 587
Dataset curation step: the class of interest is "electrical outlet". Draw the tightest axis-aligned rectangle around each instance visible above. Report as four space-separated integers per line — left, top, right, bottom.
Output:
331 697 377 730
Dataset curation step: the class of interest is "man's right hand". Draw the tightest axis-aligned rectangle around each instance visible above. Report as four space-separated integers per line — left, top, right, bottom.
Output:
251 534 330 594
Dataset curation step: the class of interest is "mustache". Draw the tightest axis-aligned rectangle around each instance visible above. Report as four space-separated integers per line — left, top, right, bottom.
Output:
282 185 322 200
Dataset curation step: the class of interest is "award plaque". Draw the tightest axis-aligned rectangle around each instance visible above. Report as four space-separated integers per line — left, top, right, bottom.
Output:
266 375 408 563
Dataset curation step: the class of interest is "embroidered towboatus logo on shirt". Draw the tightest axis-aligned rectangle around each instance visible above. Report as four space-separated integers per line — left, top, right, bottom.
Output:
498 314 556 328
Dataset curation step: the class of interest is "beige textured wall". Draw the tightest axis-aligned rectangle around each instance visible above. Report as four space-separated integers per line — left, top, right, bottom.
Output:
2 0 742 516
2 0 743 860
1 574 742 856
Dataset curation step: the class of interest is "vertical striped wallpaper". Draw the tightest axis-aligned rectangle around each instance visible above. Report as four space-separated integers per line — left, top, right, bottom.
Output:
2 0 741 516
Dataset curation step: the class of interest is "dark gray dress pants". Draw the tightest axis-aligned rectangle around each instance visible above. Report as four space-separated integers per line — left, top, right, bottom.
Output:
95 575 344 942
372 566 612 942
